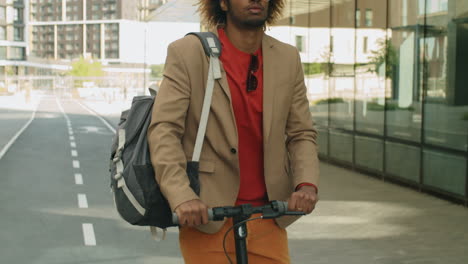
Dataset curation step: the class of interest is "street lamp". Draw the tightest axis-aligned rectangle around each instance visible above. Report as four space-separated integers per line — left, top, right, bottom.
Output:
137 0 159 95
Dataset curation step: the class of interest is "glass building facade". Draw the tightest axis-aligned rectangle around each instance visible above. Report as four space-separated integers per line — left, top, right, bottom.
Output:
273 0 468 203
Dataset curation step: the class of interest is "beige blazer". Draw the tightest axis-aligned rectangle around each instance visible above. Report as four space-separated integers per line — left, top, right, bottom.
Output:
148 30 320 234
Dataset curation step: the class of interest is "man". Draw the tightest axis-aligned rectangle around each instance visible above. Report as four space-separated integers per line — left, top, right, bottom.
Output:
148 0 319 262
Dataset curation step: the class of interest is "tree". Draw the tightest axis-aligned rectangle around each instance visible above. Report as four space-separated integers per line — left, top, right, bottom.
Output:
368 38 398 79
69 56 105 77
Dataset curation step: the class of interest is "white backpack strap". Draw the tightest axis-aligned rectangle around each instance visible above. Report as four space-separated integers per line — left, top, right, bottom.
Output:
186 33 222 162
113 129 146 216
150 226 167 241
192 54 221 162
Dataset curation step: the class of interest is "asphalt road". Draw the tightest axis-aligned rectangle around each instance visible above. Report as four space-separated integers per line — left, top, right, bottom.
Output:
0 94 183 264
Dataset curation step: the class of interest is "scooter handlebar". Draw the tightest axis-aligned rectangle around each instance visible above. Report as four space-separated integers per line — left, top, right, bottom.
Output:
171 201 295 225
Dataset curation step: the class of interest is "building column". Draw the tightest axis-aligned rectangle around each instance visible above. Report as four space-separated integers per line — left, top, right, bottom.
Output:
83 24 87 56
83 0 87 20
100 23 105 60
62 0 66 21
54 24 58 60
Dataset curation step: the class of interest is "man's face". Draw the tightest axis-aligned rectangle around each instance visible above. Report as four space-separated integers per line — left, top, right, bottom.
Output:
221 0 269 29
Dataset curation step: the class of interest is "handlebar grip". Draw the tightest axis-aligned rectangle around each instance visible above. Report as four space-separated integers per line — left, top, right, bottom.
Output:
276 201 288 213
172 208 214 225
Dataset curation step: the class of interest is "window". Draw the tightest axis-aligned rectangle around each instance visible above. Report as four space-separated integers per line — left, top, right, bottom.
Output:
0 47 6 59
14 8 24 23
295 35 305 53
363 37 368 53
356 9 360 27
420 0 448 15
9 47 25 60
365 9 373 27
0 26 5 40
0 7 5 21
14 27 23 41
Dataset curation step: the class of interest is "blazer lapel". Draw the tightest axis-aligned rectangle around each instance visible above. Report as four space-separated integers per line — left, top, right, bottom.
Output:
262 34 275 143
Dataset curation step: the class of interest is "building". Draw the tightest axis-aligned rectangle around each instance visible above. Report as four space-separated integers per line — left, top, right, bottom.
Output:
0 0 28 76
29 0 144 61
273 0 468 204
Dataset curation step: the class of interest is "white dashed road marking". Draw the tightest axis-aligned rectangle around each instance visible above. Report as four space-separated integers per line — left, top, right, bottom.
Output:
73 160 80 169
70 142 76 148
78 194 88 208
82 224 96 246
71 150 78 157
75 173 83 185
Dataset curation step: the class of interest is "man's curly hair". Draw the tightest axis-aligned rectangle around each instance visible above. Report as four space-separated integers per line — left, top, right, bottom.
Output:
197 0 285 28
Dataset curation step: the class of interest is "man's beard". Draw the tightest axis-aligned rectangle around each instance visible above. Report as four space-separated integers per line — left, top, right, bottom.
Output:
229 10 268 29
226 0 268 29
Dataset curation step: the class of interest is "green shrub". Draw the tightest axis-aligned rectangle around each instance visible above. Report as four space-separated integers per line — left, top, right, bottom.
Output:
366 101 414 111
313 98 345 105
463 113 468 120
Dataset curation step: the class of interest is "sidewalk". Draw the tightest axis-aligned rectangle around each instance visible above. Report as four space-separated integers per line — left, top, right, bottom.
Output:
288 162 468 264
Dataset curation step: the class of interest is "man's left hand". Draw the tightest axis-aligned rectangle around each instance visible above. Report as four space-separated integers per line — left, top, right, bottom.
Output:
287 186 318 214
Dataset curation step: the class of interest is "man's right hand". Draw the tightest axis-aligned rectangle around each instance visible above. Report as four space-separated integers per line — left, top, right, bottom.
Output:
174 199 209 227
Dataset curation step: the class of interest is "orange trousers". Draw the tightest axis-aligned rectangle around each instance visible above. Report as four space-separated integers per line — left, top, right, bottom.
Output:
179 215 290 264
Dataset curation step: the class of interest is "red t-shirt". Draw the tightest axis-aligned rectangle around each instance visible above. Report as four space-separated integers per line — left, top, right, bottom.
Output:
218 28 267 206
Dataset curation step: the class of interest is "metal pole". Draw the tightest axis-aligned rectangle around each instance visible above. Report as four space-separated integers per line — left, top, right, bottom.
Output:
143 23 147 95
233 215 249 264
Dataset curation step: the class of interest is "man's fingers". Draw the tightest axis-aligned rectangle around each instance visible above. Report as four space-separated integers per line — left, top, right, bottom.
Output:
174 200 210 227
289 190 319 214
288 195 298 211
201 207 209 225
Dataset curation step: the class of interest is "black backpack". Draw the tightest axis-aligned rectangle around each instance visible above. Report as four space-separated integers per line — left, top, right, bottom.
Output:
109 32 222 232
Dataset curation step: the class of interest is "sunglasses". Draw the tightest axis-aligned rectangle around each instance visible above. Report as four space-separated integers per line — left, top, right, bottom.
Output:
246 55 258 92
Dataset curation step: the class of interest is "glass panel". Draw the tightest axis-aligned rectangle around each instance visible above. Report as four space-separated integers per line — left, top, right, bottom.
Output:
330 131 353 163
386 0 424 142
423 150 466 196
306 0 331 129
329 0 356 131
355 136 384 171
385 141 421 182
355 0 387 135
317 129 328 156
422 0 468 151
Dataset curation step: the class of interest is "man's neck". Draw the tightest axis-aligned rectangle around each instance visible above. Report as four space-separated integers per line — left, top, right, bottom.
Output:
224 24 264 54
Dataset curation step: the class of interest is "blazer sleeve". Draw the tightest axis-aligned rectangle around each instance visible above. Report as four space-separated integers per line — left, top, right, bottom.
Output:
147 41 199 211
285 50 320 189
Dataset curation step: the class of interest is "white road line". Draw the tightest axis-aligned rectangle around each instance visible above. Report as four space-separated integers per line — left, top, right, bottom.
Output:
55 97 71 123
75 173 83 185
71 150 78 157
76 100 116 134
73 160 80 168
82 224 96 246
78 194 88 208
70 142 76 148
0 102 39 161
70 136 75 141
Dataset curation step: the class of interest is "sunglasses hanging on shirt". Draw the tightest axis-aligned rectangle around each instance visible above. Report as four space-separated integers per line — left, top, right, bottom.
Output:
246 54 258 92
